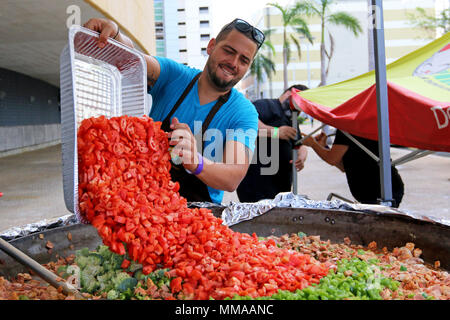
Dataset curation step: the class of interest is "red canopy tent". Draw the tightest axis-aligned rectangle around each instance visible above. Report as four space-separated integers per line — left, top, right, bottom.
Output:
291 33 450 153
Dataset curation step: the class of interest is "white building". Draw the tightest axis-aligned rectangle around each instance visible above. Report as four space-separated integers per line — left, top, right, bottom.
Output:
154 0 213 70
240 0 449 100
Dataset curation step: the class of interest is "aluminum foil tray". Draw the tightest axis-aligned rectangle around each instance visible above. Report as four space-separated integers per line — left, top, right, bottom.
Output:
60 25 149 223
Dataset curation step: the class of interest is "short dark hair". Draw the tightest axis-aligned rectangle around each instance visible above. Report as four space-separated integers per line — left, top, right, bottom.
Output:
215 19 262 51
285 84 309 93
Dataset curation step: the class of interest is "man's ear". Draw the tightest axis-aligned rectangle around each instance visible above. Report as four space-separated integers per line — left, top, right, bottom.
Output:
207 38 216 55
279 90 291 102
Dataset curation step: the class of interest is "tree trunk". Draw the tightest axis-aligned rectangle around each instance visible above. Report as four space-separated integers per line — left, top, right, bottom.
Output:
283 28 288 91
266 7 274 99
320 43 327 86
256 80 261 99
367 0 375 71
319 18 327 86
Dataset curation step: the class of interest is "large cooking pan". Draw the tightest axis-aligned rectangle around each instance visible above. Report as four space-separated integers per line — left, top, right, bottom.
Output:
0 207 449 279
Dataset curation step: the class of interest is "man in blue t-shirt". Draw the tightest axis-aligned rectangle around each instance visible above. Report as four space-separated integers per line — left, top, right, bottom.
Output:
83 18 263 203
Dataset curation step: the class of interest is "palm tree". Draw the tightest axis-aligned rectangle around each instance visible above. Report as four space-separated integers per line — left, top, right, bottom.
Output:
407 7 450 38
267 2 314 91
250 39 276 100
302 0 363 86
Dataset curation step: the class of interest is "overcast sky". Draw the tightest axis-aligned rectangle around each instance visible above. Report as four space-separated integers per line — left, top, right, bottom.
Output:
211 0 294 35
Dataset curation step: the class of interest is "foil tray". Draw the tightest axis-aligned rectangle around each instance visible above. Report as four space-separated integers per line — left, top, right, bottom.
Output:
60 25 149 223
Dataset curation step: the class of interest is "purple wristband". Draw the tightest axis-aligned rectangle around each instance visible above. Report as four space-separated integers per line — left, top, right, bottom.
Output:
187 152 203 175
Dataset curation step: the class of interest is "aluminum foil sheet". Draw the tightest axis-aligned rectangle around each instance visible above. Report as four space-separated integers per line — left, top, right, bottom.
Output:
219 192 450 227
0 214 77 241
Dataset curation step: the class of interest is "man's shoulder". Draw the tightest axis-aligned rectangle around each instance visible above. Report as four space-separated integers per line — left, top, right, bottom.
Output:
251 98 280 118
252 98 280 111
252 98 277 106
229 90 257 112
156 56 201 77
222 90 258 130
333 129 349 146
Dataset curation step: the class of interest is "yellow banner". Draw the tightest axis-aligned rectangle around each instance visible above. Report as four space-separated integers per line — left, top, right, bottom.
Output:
299 32 450 108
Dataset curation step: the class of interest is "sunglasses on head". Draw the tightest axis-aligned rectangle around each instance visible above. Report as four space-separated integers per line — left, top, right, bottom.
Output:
229 18 265 48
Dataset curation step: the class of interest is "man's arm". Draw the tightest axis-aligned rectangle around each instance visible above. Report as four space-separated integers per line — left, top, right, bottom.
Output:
302 134 347 172
258 120 297 140
169 118 251 192
293 145 308 171
83 18 160 86
199 140 251 192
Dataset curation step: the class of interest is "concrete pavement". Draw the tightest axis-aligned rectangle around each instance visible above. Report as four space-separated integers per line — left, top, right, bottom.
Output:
0 144 69 232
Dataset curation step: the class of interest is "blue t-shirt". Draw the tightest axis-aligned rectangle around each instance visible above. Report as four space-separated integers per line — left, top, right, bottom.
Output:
148 57 258 203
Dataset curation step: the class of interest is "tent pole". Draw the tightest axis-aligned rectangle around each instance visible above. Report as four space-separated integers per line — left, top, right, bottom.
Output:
296 124 325 146
392 150 435 166
342 131 380 163
372 0 393 206
292 110 299 195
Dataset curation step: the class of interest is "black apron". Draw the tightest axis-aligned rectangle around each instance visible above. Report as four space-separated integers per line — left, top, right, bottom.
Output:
161 72 231 202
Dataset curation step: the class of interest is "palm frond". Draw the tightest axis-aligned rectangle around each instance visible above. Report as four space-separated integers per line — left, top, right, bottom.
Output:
321 0 331 16
250 50 276 83
292 17 314 44
261 55 276 76
290 34 302 61
267 2 287 23
327 11 363 36
250 56 264 82
284 39 292 65
261 39 276 56
292 0 318 17
262 27 276 38
407 7 450 35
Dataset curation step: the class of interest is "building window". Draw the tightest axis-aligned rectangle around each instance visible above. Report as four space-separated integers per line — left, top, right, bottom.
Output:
200 34 210 41
179 49 187 53
200 20 209 28
177 8 185 12
179 35 186 39
178 22 186 26
199 7 209 14
201 48 207 56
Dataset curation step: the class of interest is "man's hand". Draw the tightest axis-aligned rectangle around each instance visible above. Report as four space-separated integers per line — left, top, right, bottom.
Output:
291 145 308 171
84 18 159 85
83 18 134 49
301 133 315 147
278 126 297 140
83 18 118 48
168 117 199 172
314 132 328 147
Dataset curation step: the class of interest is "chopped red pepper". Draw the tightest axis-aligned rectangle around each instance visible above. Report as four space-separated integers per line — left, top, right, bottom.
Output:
78 115 329 300
121 259 130 269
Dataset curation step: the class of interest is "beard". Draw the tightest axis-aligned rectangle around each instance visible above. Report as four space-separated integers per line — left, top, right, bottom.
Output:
206 59 241 91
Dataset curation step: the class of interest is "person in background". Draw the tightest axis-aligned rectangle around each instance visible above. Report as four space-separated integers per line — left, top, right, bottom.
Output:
83 18 265 204
236 85 309 202
302 129 404 207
